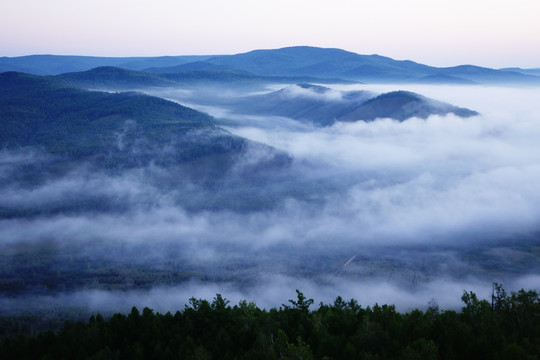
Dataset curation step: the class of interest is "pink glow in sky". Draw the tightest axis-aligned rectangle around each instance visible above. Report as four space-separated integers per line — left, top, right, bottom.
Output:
1 0 539 68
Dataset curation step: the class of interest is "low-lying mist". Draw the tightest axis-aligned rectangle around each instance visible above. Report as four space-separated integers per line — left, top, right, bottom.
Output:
1 84 539 315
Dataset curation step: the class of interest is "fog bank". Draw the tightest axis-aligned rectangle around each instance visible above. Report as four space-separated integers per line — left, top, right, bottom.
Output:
1 84 539 314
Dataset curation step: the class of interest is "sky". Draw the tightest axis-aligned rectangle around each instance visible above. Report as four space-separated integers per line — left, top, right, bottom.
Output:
1 0 540 68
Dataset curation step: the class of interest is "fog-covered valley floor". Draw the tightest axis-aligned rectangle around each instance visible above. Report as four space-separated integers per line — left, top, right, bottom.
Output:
1 82 540 315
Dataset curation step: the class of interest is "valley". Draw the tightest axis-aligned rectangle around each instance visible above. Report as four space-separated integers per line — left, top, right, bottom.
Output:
1 46 539 318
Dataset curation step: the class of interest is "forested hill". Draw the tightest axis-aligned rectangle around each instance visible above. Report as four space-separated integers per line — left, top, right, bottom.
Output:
0 54 213 75
0 71 252 169
1 286 539 359
338 90 479 122
231 85 479 126
54 66 352 90
55 66 180 88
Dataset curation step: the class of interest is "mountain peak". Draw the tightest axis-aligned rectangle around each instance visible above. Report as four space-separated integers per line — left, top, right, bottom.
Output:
3 47 538 84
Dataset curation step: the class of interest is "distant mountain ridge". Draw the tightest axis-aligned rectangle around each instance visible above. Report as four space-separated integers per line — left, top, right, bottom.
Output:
500 67 540 76
54 66 353 90
2 46 539 84
229 84 479 126
55 66 179 88
188 46 539 84
0 55 212 75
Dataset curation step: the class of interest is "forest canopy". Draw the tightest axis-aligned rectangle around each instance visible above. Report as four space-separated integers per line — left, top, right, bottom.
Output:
1 284 539 359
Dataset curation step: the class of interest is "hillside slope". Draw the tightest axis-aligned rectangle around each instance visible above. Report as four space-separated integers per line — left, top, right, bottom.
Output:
0 72 291 173
229 84 478 126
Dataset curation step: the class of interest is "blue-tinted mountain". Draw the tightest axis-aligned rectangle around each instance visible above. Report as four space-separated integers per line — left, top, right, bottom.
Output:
500 67 540 77
152 46 431 81
229 84 478 126
160 46 539 84
0 55 212 75
414 74 478 85
229 84 373 126
339 90 478 122
435 65 537 84
0 72 288 173
4 47 538 84
55 66 179 89
144 60 240 74
54 66 352 91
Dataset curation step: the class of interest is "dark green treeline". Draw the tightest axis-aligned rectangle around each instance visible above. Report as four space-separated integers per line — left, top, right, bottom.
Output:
1 286 539 359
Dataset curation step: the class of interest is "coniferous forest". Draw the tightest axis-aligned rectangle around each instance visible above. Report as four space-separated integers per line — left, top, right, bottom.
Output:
1 285 539 359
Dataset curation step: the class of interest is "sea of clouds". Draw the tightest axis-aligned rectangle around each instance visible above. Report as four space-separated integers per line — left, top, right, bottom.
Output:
1 83 539 313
